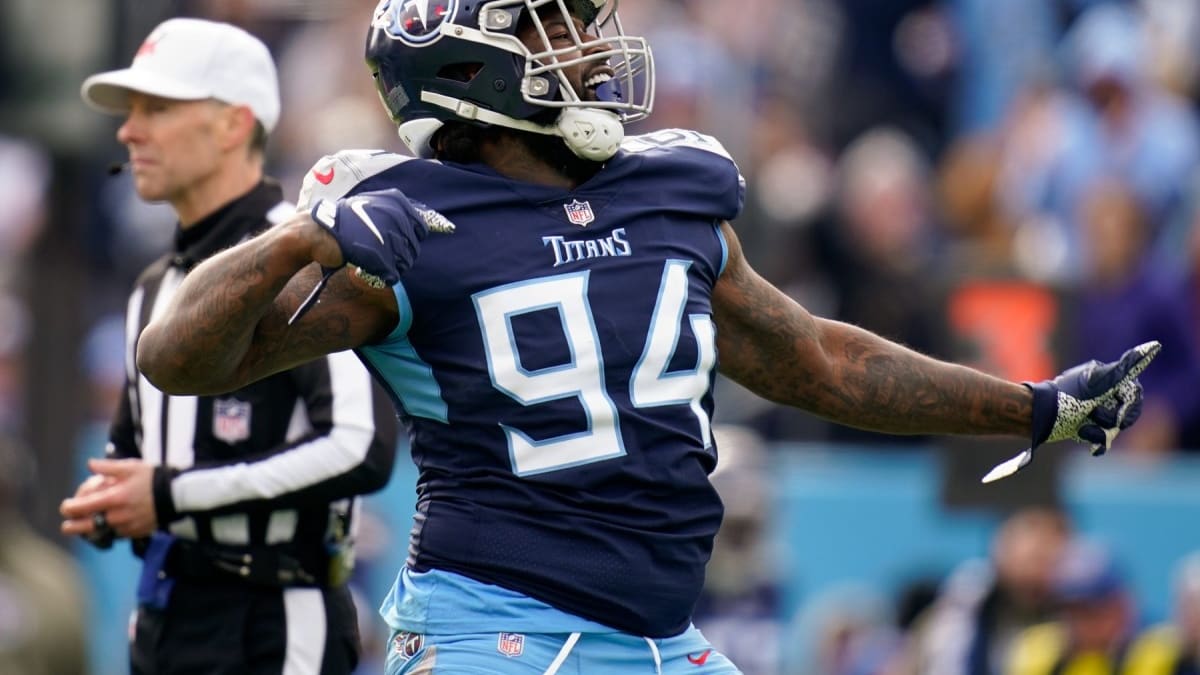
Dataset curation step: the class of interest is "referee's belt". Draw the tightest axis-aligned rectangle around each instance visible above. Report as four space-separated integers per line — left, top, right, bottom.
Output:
163 539 333 588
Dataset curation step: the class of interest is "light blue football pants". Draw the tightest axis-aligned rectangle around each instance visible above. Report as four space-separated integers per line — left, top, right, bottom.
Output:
384 624 742 674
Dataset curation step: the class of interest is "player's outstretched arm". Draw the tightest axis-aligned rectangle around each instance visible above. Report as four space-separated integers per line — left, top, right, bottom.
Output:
712 220 1034 437
137 213 397 396
713 220 1157 468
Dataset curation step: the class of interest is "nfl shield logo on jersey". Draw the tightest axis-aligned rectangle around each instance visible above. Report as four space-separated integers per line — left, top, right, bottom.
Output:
563 199 595 227
213 398 252 443
497 632 525 658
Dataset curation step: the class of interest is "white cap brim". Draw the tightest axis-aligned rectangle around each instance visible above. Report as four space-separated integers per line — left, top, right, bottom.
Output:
81 68 211 115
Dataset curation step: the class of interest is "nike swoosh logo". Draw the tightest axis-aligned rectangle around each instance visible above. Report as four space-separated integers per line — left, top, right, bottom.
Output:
687 649 712 665
313 167 335 184
348 198 385 244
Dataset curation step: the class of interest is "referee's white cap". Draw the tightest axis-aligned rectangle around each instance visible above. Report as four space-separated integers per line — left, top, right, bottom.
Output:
81 18 280 133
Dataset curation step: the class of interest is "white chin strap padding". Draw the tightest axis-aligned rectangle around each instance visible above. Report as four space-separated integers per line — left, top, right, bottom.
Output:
556 108 623 161
398 118 445 158
417 91 623 161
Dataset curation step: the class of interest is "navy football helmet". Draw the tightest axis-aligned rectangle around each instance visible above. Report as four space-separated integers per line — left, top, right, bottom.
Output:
366 0 654 160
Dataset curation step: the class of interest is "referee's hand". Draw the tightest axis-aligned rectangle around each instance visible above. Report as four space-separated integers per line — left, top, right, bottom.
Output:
60 458 157 539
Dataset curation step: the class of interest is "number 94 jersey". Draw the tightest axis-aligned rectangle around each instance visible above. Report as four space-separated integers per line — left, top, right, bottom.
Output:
299 129 746 638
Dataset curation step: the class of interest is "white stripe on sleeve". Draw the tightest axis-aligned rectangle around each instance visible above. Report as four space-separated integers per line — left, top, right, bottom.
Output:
169 350 377 511
165 394 197 468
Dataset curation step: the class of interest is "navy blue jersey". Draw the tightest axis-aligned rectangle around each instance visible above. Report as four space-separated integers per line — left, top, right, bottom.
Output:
299 129 746 637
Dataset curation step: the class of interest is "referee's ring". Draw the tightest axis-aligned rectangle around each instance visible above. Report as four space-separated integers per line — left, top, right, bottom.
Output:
93 511 109 531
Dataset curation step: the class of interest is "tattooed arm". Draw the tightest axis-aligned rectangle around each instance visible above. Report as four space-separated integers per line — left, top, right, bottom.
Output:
137 214 398 395
712 221 1032 436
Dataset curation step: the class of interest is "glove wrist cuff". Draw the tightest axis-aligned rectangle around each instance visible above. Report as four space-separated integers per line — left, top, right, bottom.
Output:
1024 381 1058 449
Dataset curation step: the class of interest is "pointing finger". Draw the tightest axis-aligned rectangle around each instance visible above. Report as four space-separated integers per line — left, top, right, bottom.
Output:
1114 341 1161 386
1085 341 1161 395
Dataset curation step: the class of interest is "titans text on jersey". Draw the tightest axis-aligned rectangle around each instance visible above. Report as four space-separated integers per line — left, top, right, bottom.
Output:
297 129 746 638
542 227 631 267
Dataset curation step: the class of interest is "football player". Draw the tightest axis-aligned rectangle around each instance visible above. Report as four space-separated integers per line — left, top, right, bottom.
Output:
135 1 1158 672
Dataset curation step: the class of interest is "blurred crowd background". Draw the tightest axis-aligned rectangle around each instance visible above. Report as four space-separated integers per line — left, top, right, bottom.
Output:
3 0 1200 673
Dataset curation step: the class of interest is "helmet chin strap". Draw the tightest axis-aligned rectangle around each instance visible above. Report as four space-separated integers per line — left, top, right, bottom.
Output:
415 90 624 161
555 108 623 161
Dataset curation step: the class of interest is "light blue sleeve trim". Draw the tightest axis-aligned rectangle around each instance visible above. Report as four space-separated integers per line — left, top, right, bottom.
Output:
359 280 449 422
391 279 415 337
714 220 729 276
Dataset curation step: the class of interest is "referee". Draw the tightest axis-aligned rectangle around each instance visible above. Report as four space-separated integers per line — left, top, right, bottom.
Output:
60 18 398 675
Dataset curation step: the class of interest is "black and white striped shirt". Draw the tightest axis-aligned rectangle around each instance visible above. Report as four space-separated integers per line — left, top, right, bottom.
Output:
107 180 398 573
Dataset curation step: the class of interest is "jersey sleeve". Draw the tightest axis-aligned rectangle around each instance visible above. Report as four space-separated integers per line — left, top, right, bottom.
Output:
621 128 746 221
295 148 415 211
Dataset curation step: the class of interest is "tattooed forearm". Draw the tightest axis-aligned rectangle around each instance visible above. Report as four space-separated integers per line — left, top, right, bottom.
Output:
244 265 387 375
139 214 397 396
804 323 1032 435
712 221 1032 439
137 223 314 394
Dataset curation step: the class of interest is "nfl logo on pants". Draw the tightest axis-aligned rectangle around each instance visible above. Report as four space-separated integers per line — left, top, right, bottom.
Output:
497 632 525 658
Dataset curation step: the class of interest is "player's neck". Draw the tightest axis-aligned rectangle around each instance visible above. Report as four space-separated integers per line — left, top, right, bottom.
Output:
480 133 600 190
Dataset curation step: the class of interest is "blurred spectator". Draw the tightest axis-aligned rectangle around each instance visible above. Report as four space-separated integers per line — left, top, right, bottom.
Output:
0 134 48 437
978 1 1200 286
1068 178 1200 455
786 583 906 675
992 80 1097 284
0 435 87 675
0 135 50 289
937 134 1018 276
947 0 1062 133
1109 551 1200 675
1062 3 1200 276
828 126 943 325
0 1 110 151
0 293 30 435
825 0 953 154
1140 0 1200 104
907 507 1072 675
1005 540 1141 675
1174 552 1200 671
739 91 837 323
694 425 785 675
